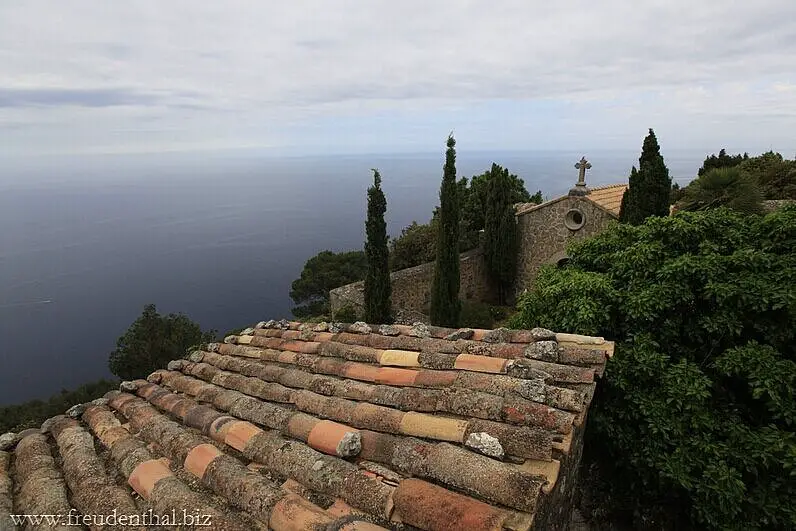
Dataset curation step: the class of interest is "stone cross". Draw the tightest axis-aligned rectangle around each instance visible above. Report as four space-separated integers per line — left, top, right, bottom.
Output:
575 156 592 185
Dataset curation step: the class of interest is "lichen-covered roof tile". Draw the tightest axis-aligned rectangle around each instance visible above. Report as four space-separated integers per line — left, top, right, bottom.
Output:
12 319 609 531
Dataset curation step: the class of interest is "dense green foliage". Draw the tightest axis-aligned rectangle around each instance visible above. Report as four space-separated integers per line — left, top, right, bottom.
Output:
461 166 534 243
459 301 513 329
333 304 358 323
619 129 672 224
511 207 796 530
678 167 764 214
290 250 367 317
0 379 119 433
738 151 796 199
482 163 519 304
109 304 216 380
669 182 686 205
430 134 461 327
698 148 749 176
364 169 392 323
389 220 438 271
390 165 536 272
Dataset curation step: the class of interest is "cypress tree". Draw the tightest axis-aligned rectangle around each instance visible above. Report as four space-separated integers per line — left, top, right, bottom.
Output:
619 128 672 224
430 134 461 327
364 169 392 323
483 163 519 305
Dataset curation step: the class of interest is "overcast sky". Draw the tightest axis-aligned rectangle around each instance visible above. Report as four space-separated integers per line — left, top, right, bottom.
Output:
2 1 795 158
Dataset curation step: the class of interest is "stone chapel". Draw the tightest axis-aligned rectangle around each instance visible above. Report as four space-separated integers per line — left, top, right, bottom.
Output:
331 158 627 321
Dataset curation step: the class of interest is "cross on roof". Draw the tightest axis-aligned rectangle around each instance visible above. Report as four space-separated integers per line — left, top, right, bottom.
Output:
575 156 591 185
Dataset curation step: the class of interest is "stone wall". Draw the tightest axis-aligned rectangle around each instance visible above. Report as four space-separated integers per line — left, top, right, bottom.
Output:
516 196 616 295
330 249 497 323
531 417 589 530
763 199 796 212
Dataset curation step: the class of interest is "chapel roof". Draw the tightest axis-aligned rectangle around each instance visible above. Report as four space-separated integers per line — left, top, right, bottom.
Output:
1 320 612 531
585 184 628 216
515 183 627 218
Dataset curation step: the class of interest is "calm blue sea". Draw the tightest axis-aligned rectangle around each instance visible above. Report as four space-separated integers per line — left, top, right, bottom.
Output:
0 149 704 404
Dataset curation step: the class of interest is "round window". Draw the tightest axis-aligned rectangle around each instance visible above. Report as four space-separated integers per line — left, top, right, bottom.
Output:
564 208 586 230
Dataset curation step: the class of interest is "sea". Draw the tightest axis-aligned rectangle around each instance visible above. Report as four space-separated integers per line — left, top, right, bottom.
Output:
0 149 705 404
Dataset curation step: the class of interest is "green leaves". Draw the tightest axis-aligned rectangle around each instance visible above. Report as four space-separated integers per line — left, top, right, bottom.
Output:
619 129 672 225
364 169 392 323
513 206 796 530
430 134 462 327
108 304 215 380
290 250 367 317
679 167 764 215
483 163 520 304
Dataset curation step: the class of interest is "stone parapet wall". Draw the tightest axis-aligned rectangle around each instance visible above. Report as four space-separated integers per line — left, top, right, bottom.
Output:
330 249 496 322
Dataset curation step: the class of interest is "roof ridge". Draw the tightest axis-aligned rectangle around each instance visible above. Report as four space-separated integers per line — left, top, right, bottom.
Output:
587 183 627 191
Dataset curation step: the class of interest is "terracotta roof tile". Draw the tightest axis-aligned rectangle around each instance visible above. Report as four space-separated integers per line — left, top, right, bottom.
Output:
2 320 610 530
393 478 510 531
0 451 13 531
584 183 628 216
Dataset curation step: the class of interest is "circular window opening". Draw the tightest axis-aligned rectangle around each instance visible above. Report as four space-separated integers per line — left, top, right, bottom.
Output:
565 208 586 230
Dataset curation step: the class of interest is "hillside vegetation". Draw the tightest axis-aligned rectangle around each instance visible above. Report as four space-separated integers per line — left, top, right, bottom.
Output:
511 205 796 530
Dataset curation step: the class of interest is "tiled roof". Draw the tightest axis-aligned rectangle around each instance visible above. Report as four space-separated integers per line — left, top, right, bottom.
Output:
584 184 627 216
515 183 627 218
1 320 612 531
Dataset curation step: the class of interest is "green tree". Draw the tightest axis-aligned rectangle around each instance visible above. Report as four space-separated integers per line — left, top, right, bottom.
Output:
290 250 367 317
461 167 533 237
364 169 392 323
430 134 461 327
511 206 796 530
619 129 673 224
108 304 215 380
483 163 519 304
738 151 796 199
389 220 437 271
528 190 543 204
678 167 764 214
698 148 749 176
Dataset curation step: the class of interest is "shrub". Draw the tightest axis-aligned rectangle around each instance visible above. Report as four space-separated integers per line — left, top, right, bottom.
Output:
109 304 216 380
511 206 796 530
678 166 764 214
460 300 496 329
290 250 367 317
334 304 358 323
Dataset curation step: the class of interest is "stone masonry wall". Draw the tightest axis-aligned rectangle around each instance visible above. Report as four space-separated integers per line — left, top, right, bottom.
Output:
330 249 497 322
516 196 616 296
531 418 589 530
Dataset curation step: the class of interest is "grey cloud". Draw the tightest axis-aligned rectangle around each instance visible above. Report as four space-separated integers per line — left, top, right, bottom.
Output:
0 87 210 110
0 87 160 108
0 1 794 154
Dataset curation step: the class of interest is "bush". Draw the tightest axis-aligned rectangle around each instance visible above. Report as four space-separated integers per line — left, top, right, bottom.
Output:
460 300 495 329
390 221 437 271
333 304 358 323
678 167 764 214
511 206 796 530
109 304 216 380
0 379 120 433
290 250 367 317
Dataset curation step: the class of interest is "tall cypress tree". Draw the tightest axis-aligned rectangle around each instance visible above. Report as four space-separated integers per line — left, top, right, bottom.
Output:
430 134 461 327
619 128 672 225
364 169 391 323
483 163 519 305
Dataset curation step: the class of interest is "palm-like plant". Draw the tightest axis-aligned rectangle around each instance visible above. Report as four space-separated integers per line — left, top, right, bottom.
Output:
677 167 764 215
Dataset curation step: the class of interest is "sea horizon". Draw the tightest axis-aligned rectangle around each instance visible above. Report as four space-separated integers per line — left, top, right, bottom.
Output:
1 147 711 404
